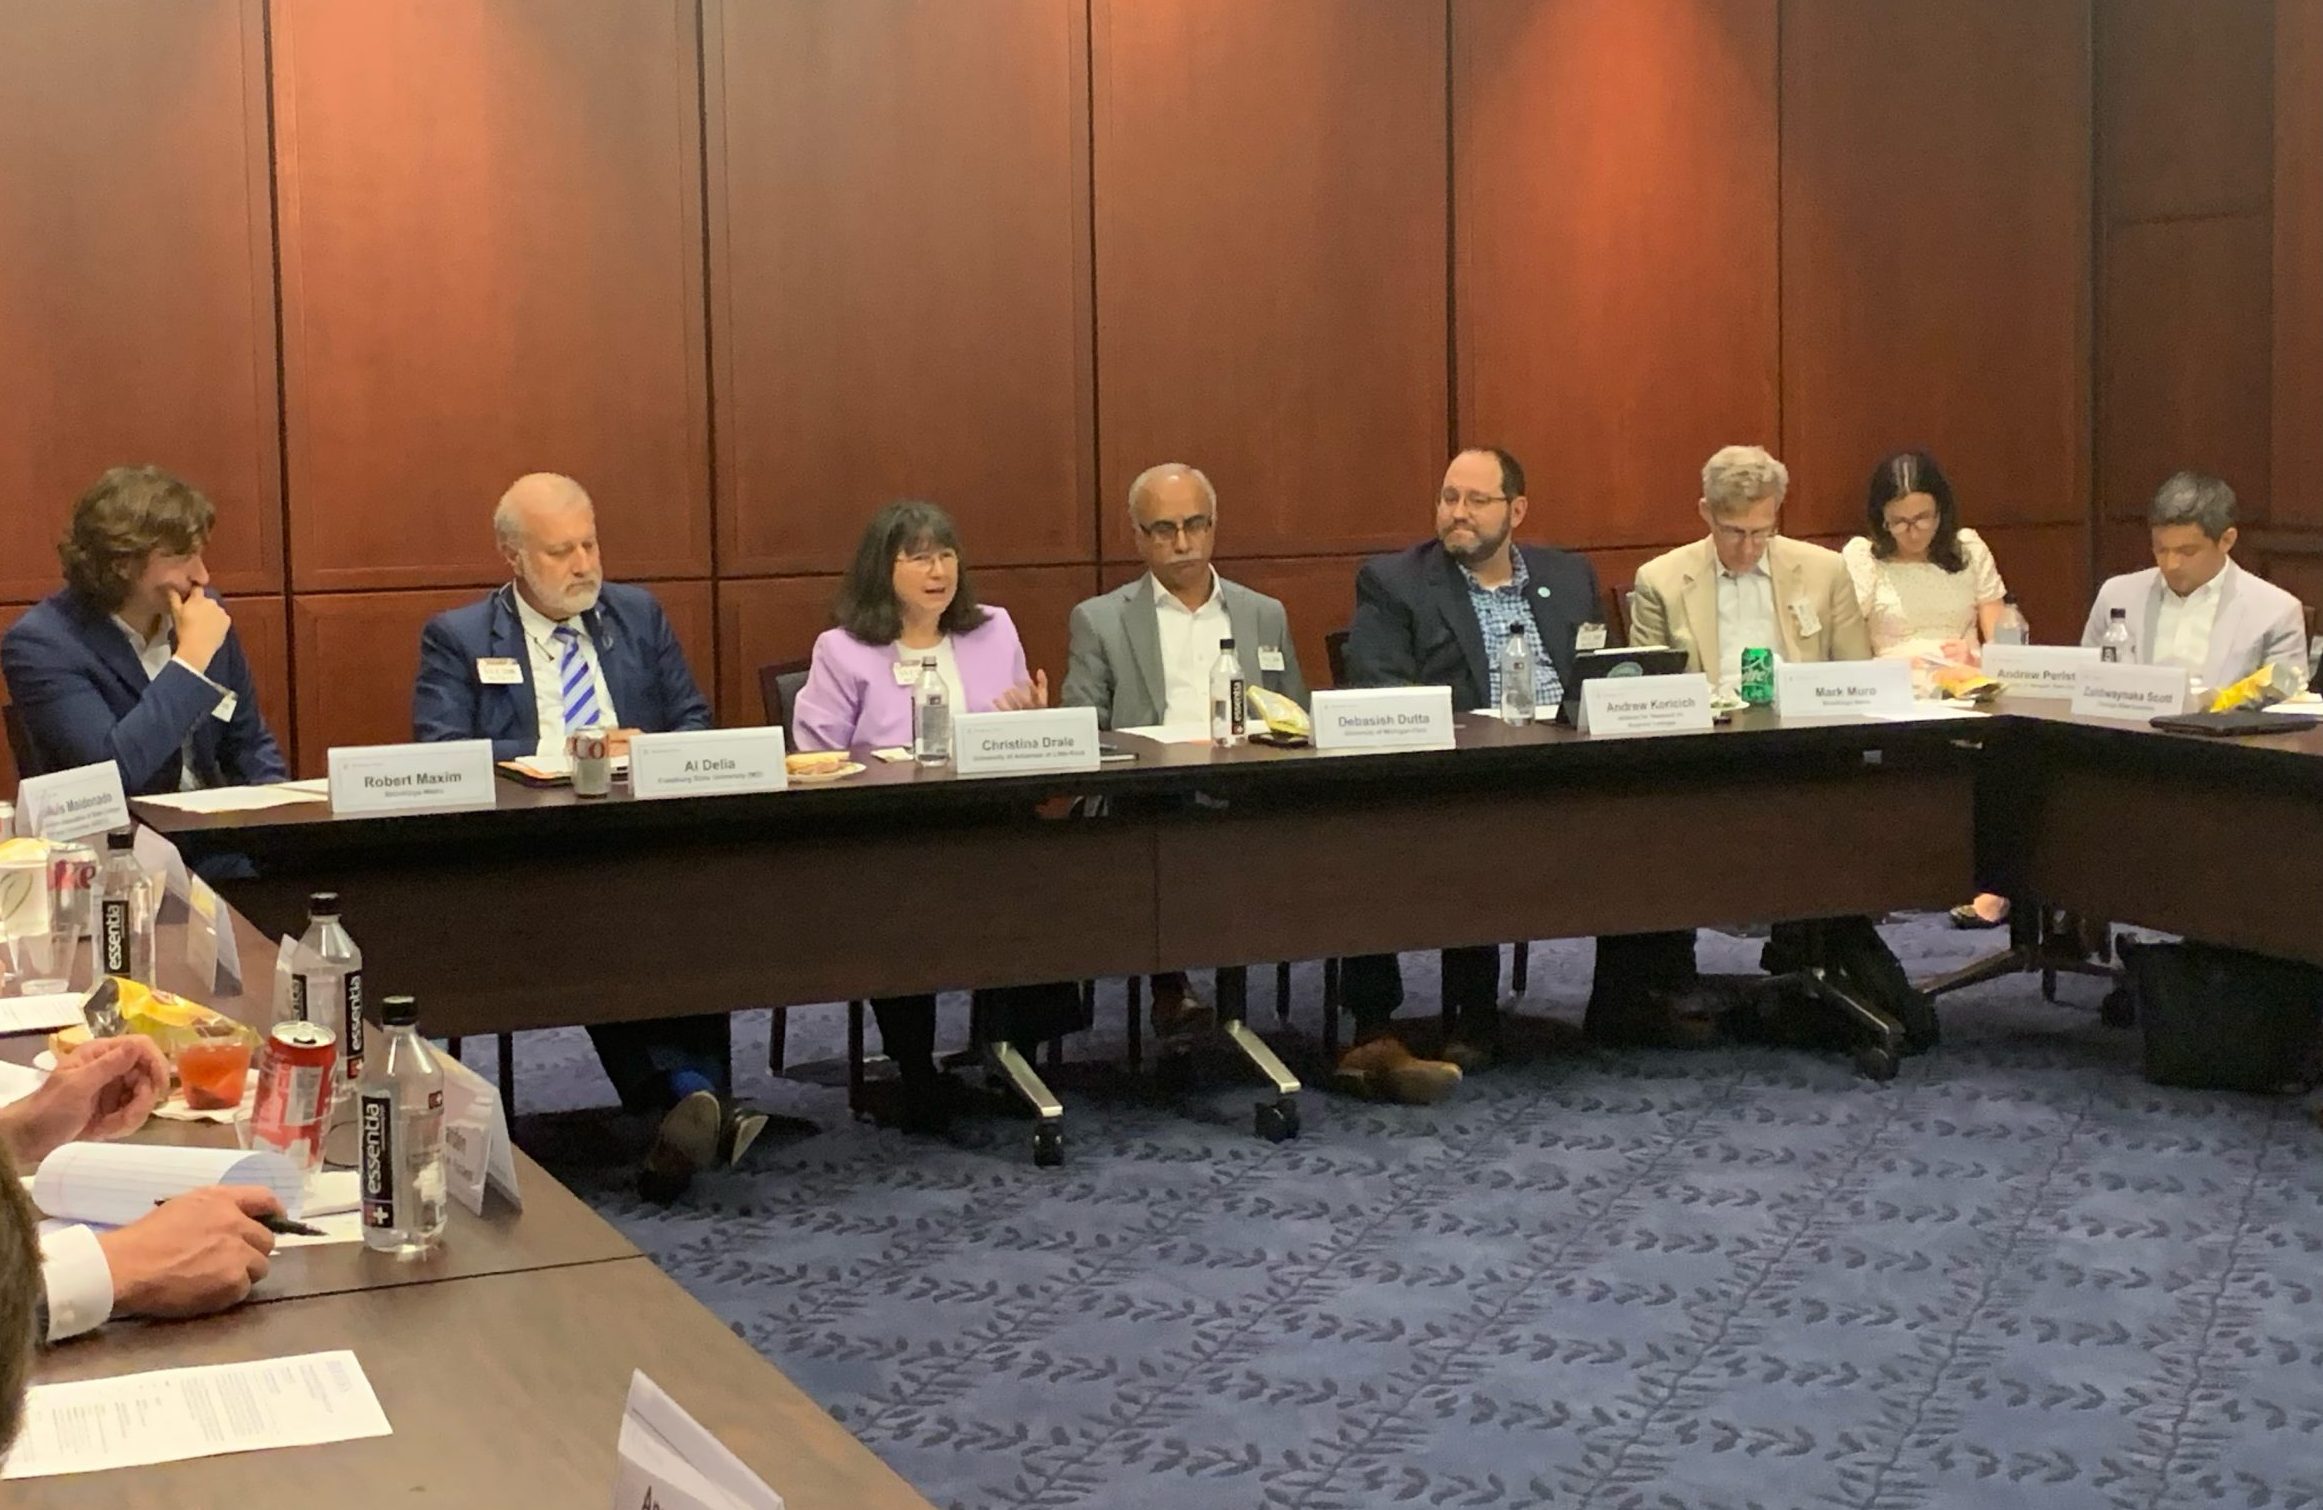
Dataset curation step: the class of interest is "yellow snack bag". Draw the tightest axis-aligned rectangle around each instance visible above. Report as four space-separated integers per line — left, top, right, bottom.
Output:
1245 685 1312 738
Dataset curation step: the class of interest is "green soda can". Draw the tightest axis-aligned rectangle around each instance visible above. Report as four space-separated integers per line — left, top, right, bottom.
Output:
1739 647 1775 705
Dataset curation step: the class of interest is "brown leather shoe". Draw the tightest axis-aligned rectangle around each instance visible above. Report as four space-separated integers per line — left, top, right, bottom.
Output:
1332 1036 1462 1105
1150 981 1217 1044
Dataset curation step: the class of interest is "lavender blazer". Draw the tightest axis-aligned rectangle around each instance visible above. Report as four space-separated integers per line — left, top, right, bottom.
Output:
793 607 1031 752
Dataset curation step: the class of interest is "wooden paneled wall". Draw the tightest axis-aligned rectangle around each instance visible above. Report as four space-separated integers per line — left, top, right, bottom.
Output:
0 1 2303 794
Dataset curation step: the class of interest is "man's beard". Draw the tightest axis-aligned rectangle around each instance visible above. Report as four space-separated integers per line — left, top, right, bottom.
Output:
1441 522 1509 567
527 572 601 618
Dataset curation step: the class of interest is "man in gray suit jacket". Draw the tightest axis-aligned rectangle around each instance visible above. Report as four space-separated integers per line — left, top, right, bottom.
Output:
2081 471 2309 693
1062 462 1310 1038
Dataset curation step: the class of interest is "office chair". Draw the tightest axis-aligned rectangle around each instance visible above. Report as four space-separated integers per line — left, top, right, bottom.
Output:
1738 918 1936 1081
1313 630 1527 1055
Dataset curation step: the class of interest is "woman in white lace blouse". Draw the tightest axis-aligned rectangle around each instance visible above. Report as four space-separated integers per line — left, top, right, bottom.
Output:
1842 450 2009 668
1843 451 2012 927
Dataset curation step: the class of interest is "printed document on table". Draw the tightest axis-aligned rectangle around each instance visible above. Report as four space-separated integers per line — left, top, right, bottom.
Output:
611 1371 784 1510
134 784 327 814
2 1350 391 1479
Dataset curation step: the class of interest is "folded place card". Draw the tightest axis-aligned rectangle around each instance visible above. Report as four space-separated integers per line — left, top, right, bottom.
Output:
1579 673 1716 737
16 762 130 842
951 707 1101 776
327 740 496 815
1982 643 2102 697
1772 658 1914 719
629 728 789 799
2071 660 2191 722
1309 687 1457 752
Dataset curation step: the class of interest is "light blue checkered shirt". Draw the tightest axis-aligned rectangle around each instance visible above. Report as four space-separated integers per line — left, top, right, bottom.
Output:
1460 553 1564 707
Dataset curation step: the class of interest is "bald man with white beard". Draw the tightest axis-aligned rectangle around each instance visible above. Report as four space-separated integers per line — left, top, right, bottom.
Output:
413 473 760 1201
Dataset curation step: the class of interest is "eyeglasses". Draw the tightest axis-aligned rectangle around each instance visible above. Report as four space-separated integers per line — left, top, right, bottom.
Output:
1136 515 1214 543
1438 489 1511 511
896 548 958 570
1711 523 1779 546
1884 509 1939 534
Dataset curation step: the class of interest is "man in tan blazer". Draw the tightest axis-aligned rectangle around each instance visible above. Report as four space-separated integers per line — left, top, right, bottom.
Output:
1589 445 1924 1053
1628 444 1871 683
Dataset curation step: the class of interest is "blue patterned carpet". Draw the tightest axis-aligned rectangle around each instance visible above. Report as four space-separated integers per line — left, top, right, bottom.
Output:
498 919 2323 1510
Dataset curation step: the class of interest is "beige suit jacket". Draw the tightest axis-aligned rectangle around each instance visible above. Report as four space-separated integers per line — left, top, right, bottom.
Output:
1627 535 1872 673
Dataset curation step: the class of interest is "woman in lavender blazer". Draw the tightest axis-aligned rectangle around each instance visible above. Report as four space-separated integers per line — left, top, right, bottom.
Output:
793 500 1081 1133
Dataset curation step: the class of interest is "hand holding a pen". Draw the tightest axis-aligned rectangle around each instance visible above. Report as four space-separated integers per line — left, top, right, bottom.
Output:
98 1186 284 1320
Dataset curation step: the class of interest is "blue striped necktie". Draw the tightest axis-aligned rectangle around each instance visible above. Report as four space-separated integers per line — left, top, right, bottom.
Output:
551 624 603 730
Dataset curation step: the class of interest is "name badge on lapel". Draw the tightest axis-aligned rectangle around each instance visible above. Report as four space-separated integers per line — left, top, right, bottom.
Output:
210 690 238 723
1787 599 1822 638
476 657 524 686
1258 646 1286 673
1575 623 1609 653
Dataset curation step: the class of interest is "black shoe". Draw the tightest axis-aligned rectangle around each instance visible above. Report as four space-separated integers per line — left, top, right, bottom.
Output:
863 1073 963 1136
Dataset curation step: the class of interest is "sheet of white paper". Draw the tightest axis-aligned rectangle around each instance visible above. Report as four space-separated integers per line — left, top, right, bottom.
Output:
271 1210 364 1248
304 1168 360 1215
1864 704 1989 722
277 778 333 796
32 1142 305 1227
1113 724 1215 745
612 1371 785 1510
438 1048 520 1214
133 785 327 814
0 993 87 1035
2 1350 391 1480
130 825 192 904
0 1061 45 1107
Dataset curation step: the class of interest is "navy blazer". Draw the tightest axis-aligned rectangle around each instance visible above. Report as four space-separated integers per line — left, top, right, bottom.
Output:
412 582 713 760
1346 540 1602 709
1 588 288 794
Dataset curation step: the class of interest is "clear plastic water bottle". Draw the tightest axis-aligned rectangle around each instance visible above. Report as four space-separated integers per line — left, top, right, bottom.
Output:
95 829 156 985
2100 607 2134 663
1990 594 2029 646
911 657 951 767
358 994 447 1257
1499 624 1536 724
287 892 365 1108
1210 639 1246 747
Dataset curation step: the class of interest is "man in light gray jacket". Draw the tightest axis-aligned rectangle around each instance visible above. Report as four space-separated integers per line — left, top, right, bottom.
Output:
1063 462 1309 1038
2081 471 2309 695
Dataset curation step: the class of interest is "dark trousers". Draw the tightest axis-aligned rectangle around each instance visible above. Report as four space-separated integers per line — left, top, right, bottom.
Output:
871 982 1090 1073
1340 946 1501 1035
1588 920 1894 1011
588 1013 731 1114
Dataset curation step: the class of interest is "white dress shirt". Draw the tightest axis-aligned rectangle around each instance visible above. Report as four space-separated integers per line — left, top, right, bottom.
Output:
112 615 221 792
2153 571 2226 676
513 591 619 761
1151 570 1231 729
39 1222 115 1341
1714 557 1778 687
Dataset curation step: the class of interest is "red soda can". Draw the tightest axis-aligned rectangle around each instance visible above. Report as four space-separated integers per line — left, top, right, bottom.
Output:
252 1021 336 1171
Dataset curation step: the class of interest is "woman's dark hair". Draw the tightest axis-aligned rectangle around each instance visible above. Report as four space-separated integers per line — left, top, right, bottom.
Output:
833 499 991 645
1865 450 1966 573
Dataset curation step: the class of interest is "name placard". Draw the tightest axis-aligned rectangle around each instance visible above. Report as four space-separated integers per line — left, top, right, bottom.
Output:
16 761 131 841
1310 687 1457 752
1772 658 1914 719
326 740 496 815
1579 673 1716 737
952 707 1102 776
629 727 789 800
1982 643 2102 698
2071 661 2190 722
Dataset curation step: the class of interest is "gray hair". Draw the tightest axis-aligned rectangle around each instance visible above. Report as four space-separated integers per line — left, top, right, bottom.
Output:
1701 445 1790 514
1126 463 1217 522
493 472 591 550
2148 470 2237 539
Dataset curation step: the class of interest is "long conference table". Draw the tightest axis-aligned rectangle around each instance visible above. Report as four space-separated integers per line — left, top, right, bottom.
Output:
8 910 934 1508
35 696 2320 1501
132 695 2323 1042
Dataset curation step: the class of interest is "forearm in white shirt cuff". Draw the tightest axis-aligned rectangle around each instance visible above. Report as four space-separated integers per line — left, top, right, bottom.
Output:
167 655 227 696
38 1223 115 1342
